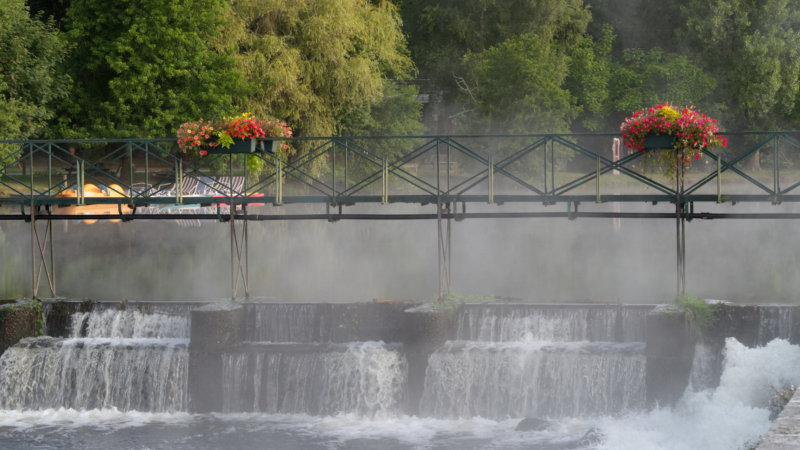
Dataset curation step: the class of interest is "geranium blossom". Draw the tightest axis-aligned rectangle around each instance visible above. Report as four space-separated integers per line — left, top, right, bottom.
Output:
620 103 726 180
177 113 293 155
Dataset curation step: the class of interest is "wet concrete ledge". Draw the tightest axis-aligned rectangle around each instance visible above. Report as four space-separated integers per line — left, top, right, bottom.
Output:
757 394 800 450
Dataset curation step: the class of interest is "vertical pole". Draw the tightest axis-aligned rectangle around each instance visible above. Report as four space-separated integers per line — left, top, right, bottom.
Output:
31 201 36 299
681 161 686 294
230 154 235 300
29 143 36 299
777 136 781 195
436 140 440 201
676 152 682 296
331 141 336 202
544 139 547 198
244 204 249 299
446 203 451 293
128 142 133 193
596 157 601 203
717 153 721 203
278 159 283 204
145 143 149 196
488 157 494 204
551 139 555 193
243 156 249 299
774 136 779 196
447 141 450 193
437 201 442 300
29 143 34 199
48 144 52 196
80 161 84 205
49 219 55 297
344 141 348 191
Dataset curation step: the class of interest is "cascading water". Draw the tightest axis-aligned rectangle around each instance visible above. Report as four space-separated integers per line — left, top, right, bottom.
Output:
758 305 794 346
222 341 407 418
456 305 650 342
0 337 188 412
245 303 318 342
420 341 646 419
70 309 189 339
421 305 650 420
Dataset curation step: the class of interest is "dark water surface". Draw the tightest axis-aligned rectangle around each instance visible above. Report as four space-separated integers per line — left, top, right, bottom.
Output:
0 413 589 450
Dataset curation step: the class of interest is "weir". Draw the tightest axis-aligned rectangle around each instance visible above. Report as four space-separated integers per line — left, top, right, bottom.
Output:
0 299 794 423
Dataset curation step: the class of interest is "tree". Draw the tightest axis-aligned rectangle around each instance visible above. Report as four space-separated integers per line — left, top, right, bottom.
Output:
340 82 427 154
681 0 800 169
49 0 245 139
225 0 417 162
399 0 591 107
0 0 68 163
607 48 717 120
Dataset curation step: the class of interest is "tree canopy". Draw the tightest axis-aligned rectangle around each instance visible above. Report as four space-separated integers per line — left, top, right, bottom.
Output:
225 0 418 160
0 0 68 163
8 0 800 161
49 0 245 139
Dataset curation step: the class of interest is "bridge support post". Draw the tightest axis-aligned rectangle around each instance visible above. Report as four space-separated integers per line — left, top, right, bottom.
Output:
676 156 686 296
437 202 451 299
229 205 250 300
30 206 56 299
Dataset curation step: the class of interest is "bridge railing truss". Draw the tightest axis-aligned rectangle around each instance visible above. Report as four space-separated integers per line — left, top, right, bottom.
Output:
4 132 800 300
1 132 800 209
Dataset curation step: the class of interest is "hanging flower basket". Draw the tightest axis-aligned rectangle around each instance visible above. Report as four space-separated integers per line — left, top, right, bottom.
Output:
641 133 676 150
177 113 292 156
620 103 727 179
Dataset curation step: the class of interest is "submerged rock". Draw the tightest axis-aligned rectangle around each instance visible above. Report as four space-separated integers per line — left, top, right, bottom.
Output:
515 417 550 431
566 427 604 448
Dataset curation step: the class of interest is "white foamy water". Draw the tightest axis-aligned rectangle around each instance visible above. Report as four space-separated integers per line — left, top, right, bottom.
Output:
0 337 797 450
0 337 188 413
70 309 189 339
597 338 800 450
222 341 407 418
0 407 194 430
421 341 646 419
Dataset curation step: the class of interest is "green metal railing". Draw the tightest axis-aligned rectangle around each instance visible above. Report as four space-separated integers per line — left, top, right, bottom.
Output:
2 132 800 209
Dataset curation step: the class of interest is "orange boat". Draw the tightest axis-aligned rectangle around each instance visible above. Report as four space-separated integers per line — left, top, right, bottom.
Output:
56 184 131 224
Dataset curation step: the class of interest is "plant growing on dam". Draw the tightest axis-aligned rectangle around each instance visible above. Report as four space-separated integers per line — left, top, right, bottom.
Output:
769 384 796 420
621 103 727 181
674 293 715 342
427 292 495 318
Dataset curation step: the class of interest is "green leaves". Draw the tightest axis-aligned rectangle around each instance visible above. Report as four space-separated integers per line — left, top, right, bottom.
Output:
0 0 68 141
51 0 245 139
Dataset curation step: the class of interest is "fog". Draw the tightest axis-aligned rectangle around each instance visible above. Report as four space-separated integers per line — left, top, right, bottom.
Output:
2 199 798 304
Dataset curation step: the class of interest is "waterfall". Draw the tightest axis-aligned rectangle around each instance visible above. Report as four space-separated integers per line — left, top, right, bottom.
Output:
758 306 794 346
245 304 318 342
222 342 406 418
456 305 650 342
69 309 189 339
0 337 188 412
688 342 721 391
621 307 649 342
420 341 646 420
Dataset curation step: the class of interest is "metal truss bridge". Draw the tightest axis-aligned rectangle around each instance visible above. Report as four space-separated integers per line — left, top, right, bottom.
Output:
2 131 800 299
